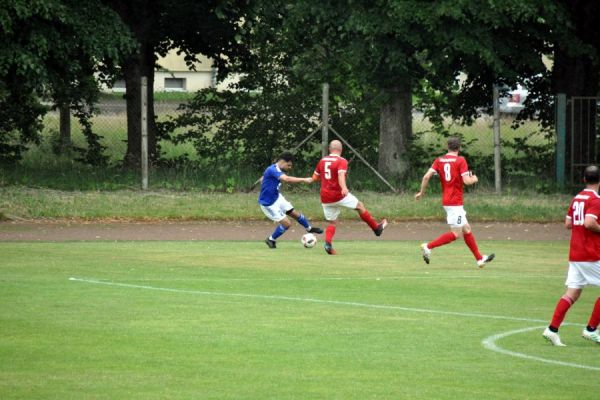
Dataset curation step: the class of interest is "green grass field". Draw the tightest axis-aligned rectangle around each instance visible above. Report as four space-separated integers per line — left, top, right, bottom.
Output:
0 187 570 222
2 240 599 399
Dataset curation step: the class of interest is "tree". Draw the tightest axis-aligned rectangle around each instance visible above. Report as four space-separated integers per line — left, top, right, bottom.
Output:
0 0 135 164
103 0 253 167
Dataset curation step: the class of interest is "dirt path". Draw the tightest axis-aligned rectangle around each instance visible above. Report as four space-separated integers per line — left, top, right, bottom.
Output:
0 220 568 242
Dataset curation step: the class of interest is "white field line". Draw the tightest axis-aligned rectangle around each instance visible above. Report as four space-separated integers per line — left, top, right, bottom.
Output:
482 326 600 372
69 277 550 323
112 274 566 282
71 277 598 371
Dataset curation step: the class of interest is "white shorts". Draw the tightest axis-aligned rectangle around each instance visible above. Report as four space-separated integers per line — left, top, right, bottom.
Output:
322 193 360 221
260 194 294 222
443 206 468 228
565 261 600 288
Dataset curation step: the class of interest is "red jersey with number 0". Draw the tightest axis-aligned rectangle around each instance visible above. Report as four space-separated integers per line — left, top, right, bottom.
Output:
314 154 348 203
431 154 469 206
567 189 600 261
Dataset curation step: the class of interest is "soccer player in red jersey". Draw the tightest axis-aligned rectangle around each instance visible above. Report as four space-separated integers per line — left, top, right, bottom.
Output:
415 137 494 267
543 165 600 346
311 140 387 255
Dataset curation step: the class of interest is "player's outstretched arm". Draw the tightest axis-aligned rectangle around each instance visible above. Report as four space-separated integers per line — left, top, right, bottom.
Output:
280 174 313 184
415 169 435 200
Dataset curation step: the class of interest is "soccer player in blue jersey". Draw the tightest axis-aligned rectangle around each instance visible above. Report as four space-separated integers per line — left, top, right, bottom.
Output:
259 151 323 248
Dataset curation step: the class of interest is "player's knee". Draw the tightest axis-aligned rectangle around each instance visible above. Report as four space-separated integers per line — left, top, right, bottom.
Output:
355 202 365 212
280 218 292 228
565 289 582 303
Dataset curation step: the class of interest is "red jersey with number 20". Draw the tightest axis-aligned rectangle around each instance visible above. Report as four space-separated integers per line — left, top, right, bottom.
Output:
567 189 600 261
431 154 469 206
314 154 348 204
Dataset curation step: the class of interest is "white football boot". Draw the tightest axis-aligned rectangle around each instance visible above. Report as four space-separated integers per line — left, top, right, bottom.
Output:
582 328 600 344
543 327 566 347
477 253 495 268
420 243 431 264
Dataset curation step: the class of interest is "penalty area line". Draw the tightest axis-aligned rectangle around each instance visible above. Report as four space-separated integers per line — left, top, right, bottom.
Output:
69 276 549 324
482 326 600 372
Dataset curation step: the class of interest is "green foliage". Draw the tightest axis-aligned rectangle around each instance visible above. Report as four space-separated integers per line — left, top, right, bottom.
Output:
0 0 135 164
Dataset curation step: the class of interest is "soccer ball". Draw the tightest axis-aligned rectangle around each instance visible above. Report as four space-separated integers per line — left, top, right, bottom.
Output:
301 233 317 248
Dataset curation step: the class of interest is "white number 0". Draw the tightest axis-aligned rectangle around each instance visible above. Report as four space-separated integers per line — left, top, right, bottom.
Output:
573 201 585 226
443 163 452 182
324 162 332 179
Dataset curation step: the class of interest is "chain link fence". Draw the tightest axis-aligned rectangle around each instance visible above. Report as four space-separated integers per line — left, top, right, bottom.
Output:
21 98 556 191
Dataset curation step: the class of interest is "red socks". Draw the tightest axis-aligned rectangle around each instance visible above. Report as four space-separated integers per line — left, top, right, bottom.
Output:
428 232 457 249
550 296 574 330
359 210 379 230
325 225 336 244
463 232 483 261
587 297 600 330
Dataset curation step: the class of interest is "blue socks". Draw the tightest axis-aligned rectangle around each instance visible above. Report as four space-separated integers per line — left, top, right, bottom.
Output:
297 214 310 230
269 224 288 241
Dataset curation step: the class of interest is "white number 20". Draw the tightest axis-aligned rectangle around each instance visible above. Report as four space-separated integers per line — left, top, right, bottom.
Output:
324 162 332 179
572 201 585 226
443 163 452 182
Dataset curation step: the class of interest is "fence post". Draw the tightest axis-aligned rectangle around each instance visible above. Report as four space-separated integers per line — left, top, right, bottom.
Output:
321 83 329 157
141 76 149 191
493 85 501 193
556 93 567 189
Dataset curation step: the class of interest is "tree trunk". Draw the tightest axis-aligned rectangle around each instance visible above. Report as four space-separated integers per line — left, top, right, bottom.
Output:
58 104 71 152
107 0 158 168
123 42 157 168
378 82 413 181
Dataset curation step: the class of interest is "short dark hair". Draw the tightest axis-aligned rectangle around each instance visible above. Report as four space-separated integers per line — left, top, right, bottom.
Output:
447 137 461 151
584 165 600 184
277 151 294 163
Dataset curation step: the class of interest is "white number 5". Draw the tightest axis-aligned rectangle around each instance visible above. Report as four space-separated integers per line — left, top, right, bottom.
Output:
324 162 332 179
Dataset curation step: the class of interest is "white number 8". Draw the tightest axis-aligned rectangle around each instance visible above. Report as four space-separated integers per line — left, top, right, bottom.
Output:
443 163 452 182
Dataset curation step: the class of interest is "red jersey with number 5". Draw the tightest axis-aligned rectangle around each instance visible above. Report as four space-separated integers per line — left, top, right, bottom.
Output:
314 154 348 203
431 154 469 206
567 189 600 261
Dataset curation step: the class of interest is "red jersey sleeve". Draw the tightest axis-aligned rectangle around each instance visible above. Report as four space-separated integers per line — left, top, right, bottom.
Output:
567 199 574 220
314 160 322 177
338 158 348 173
431 158 440 174
586 198 600 220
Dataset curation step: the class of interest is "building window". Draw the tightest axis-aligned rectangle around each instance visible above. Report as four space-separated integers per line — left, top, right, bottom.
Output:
164 77 186 91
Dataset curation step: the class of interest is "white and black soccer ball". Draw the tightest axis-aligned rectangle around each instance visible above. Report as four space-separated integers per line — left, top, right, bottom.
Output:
301 233 317 248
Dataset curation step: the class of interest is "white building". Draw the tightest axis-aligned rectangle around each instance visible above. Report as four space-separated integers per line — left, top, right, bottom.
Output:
106 49 237 93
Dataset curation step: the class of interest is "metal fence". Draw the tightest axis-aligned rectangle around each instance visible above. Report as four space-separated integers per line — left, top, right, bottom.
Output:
27 97 561 191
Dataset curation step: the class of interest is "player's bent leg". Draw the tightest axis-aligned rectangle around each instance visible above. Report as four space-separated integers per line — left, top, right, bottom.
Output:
355 201 387 235
461 224 494 267
287 209 323 234
420 231 458 265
